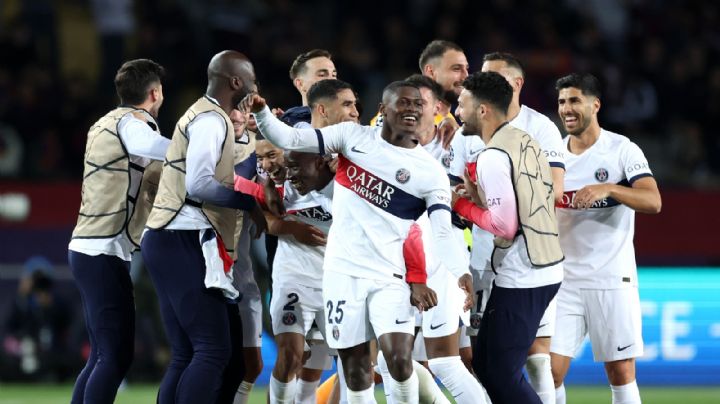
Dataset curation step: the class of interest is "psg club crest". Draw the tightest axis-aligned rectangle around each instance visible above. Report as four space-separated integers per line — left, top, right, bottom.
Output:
441 147 454 168
332 325 340 340
282 312 296 326
594 168 609 183
470 313 482 330
395 168 411 184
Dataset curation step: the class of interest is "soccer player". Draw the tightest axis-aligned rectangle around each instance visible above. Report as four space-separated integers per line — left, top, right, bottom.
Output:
403 74 485 404
219 108 264 404
266 79 357 404
479 52 566 404
550 73 661 404
68 59 169 404
418 40 470 119
372 40 468 146
282 49 338 126
452 71 563 403
141 51 266 404
244 81 469 404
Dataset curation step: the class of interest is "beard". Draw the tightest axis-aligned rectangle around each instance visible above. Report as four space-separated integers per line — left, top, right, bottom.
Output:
442 89 459 105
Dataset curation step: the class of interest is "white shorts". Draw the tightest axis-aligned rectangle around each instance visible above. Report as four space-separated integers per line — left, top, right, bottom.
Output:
270 283 325 338
237 290 263 348
465 270 555 338
323 271 414 349
421 268 469 338
537 296 557 338
550 285 644 362
466 270 494 337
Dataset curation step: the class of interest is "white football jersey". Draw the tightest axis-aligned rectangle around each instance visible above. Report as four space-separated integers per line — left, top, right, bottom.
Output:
510 105 565 169
254 107 465 282
273 181 333 289
556 129 653 289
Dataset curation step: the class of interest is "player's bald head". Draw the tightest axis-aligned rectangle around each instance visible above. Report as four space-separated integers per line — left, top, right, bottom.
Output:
208 50 253 81
206 50 257 109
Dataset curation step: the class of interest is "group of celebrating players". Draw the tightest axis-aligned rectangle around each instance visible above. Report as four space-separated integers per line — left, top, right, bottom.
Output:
67 39 662 404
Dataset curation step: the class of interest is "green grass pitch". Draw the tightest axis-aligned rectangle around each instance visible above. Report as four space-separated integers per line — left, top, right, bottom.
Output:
1 384 719 403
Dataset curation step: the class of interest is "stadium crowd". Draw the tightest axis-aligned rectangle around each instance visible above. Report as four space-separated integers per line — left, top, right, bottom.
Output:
0 0 717 188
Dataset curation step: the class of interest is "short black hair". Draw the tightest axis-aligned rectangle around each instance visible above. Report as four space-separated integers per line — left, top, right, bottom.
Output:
307 79 354 108
555 73 602 99
114 59 165 105
483 52 524 78
381 80 419 104
462 71 513 115
418 40 463 71
404 74 443 102
289 49 332 80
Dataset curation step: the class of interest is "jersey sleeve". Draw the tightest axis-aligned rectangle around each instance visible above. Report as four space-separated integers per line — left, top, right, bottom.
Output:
621 141 653 184
448 130 468 179
537 120 566 169
255 106 353 155
424 171 470 278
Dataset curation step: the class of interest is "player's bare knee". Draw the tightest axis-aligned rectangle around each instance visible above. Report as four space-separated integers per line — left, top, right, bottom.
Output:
605 359 635 386
245 357 263 381
345 366 372 391
278 346 304 377
386 351 413 380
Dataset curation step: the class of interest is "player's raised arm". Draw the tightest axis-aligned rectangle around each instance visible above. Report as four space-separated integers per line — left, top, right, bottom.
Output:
243 93 349 155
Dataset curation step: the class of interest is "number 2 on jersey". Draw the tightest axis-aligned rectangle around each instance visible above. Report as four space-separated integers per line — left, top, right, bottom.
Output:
283 293 299 311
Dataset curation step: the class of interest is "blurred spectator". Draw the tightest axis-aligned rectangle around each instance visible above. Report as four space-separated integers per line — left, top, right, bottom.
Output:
0 0 717 187
1 257 74 381
0 123 23 176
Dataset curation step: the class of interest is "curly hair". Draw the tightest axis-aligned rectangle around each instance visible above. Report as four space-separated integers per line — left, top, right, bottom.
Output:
462 71 513 115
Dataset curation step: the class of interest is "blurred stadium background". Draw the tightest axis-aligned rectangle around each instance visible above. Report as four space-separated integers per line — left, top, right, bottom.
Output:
0 0 719 402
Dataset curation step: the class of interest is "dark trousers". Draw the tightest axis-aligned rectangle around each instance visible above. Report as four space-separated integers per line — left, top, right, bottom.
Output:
216 302 246 404
473 282 561 404
69 251 134 404
142 229 231 404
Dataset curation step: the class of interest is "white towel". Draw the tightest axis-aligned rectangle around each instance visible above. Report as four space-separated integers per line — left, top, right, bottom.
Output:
200 229 239 299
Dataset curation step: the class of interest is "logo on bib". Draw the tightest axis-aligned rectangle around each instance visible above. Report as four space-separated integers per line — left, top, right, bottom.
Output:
395 168 411 184
595 168 609 183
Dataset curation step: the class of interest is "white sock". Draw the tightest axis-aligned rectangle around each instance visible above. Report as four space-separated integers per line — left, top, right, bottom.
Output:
346 384 376 404
337 357 349 404
555 383 566 404
414 360 450 404
233 380 253 404
269 375 296 404
392 371 419 404
611 380 641 404
428 356 485 404
375 350 395 404
295 378 320 404
526 353 555 404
